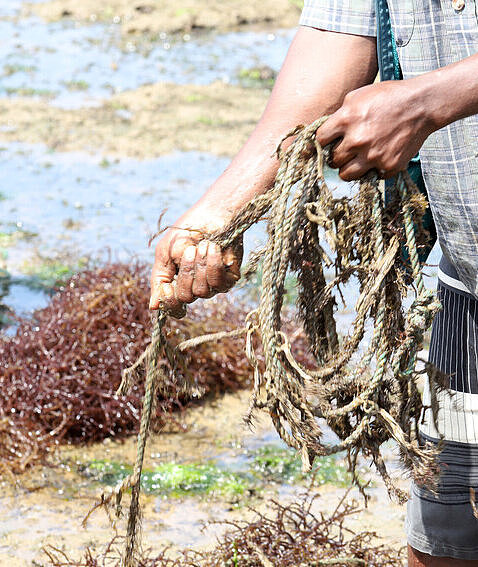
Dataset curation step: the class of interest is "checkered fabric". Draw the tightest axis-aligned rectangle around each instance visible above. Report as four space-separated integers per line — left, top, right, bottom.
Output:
300 0 478 297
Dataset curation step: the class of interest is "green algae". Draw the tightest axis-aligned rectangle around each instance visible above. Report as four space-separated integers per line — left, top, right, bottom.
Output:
0 227 38 248
20 257 88 289
237 66 276 89
79 445 352 502
5 86 57 98
62 79 90 91
81 460 249 497
249 444 352 486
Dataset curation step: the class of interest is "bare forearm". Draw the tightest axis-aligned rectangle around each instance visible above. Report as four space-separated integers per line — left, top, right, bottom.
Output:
150 26 378 310
189 26 378 221
416 52 478 131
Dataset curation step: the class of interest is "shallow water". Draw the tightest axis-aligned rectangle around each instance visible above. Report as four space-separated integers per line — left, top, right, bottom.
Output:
1 144 231 270
0 138 439 330
0 13 293 108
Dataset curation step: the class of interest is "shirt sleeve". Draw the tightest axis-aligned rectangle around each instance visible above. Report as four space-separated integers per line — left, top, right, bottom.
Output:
299 0 376 38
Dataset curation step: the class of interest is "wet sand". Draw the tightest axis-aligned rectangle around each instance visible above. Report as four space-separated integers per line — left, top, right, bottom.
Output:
0 83 268 158
23 0 302 35
0 391 407 566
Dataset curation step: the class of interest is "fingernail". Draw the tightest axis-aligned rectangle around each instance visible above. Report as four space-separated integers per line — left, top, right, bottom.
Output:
149 294 158 310
223 249 235 267
161 283 174 299
198 240 208 256
184 245 196 262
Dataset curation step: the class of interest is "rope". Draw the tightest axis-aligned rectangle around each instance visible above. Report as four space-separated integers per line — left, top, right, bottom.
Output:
94 116 443 564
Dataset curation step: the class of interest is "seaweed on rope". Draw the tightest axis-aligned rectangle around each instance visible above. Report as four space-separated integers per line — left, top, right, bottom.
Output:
111 117 445 566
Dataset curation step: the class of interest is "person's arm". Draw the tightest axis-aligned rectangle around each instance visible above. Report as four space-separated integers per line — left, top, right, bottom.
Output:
150 26 378 312
317 52 478 181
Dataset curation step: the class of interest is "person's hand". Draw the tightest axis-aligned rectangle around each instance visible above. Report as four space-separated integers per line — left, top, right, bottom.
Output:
149 207 242 316
316 80 435 181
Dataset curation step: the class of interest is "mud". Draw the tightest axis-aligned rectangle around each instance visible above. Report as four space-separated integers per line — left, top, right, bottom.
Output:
22 0 302 36
0 82 268 157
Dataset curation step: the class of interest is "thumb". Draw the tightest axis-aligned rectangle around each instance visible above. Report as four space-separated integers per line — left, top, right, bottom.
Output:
149 253 176 310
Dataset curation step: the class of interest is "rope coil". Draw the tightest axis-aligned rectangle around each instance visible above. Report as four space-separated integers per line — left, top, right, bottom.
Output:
96 117 444 565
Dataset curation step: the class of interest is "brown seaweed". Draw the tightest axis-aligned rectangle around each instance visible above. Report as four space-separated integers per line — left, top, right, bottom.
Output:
43 491 405 566
0 262 311 474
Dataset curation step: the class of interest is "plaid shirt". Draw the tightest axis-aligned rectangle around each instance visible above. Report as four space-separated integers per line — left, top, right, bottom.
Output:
300 0 478 297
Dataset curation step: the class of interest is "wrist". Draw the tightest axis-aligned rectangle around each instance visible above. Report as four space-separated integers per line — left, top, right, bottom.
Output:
403 76 442 135
410 68 463 133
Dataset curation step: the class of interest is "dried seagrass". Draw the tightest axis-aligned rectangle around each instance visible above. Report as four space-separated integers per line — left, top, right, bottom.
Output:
101 117 443 566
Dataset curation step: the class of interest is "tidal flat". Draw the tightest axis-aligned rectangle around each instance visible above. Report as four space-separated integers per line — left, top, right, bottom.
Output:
0 1 430 565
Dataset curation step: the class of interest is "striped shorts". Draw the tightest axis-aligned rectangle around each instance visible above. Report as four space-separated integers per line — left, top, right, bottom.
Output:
406 255 478 559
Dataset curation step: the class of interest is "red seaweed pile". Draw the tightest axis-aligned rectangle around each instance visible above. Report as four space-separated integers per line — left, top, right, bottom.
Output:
0 262 311 474
44 492 405 566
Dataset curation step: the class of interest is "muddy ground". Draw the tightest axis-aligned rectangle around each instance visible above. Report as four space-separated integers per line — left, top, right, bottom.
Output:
0 83 268 158
0 392 407 566
22 0 302 35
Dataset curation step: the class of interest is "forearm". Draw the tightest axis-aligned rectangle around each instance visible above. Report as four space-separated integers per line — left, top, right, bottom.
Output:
414 52 478 131
151 26 377 310
187 26 378 222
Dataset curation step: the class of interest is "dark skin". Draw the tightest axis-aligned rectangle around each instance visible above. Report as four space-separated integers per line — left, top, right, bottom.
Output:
316 53 478 181
149 27 379 311
409 548 478 566
150 25 478 566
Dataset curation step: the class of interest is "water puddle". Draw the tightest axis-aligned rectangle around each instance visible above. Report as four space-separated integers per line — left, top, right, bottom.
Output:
0 142 357 276
0 13 293 108
0 144 233 271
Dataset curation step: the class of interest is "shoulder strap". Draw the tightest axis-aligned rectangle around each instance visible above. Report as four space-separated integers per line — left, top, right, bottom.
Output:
375 1 434 262
375 0 402 81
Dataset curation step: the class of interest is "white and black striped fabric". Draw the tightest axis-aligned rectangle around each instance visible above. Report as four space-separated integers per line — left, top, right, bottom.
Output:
406 255 478 559
421 255 478 443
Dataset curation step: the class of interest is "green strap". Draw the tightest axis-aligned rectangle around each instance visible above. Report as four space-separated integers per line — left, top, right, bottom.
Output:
376 0 401 81
375 0 436 263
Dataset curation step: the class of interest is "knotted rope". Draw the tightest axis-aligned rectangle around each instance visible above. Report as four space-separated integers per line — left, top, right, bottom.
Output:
95 117 443 566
